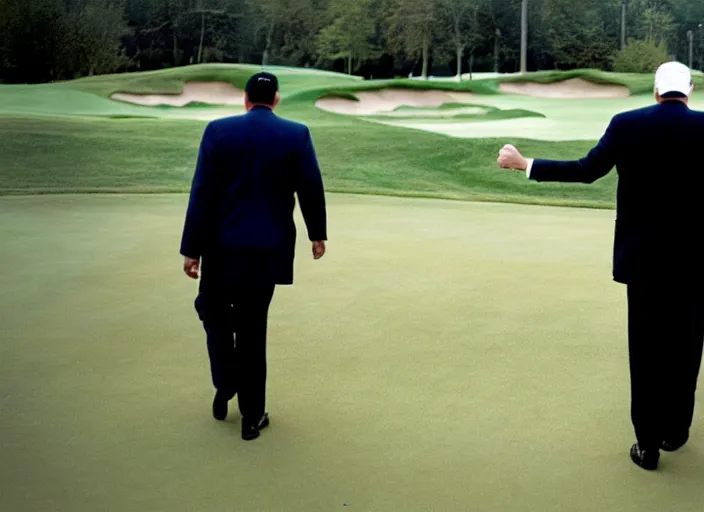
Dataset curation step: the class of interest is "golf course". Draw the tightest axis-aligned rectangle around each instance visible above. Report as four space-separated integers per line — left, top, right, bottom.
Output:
1 65 703 511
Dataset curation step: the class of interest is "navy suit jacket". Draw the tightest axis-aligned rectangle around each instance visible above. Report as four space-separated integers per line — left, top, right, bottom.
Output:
180 106 327 285
530 101 704 285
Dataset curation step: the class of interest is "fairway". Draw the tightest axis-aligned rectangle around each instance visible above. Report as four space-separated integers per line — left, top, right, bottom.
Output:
1 194 702 512
6 64 703 207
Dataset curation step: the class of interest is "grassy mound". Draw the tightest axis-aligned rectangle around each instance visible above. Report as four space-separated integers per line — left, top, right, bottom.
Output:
0 115 615 208
368 104 545 122
3 64 690 207
66 63 361 98
499 69 704 95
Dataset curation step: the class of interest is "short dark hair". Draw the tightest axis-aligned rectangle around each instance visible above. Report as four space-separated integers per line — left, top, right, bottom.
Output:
245 72 279 105
661 91 687 99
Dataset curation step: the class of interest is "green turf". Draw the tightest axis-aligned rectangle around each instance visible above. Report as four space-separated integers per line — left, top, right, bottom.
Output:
0 115 617 207
1 194 702 512
498 69 704 95
67 63 362 97
369 108 546 122
383 92 704 141
392 102 493 111
2 64 702 206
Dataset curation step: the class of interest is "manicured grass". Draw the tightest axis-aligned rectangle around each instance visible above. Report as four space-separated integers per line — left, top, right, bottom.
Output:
0 115 617 208
393 103 493 112
499 69 704 95
66 63 361 97
1 194 702 512
374 105 546 122
4 64 702 205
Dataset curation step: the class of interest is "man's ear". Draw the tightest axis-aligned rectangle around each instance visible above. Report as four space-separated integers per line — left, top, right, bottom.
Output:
273 92 281 108
244 92 252 111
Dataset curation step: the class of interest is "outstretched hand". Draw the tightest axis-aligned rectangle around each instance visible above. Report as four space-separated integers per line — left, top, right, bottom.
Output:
498 144 528 171
312 241 326 260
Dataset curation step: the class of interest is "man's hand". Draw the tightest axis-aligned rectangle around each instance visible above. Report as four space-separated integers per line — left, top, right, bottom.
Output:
498 144 528 171
183 257 200 279
312 241 326 260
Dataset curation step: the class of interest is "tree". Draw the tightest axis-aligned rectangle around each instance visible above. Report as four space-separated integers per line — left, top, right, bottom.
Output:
438 0 484 80
70 0 131 76
531 0 617 70
642 6 676 48
612 38 669 72
385 0 441 79
621 0 628 50
521 0 528 72
247 0 295 66
0 0 69 82
316 0 378 74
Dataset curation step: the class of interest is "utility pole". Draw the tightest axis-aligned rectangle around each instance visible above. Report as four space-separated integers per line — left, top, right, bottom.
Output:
621 0 627 50
520 0 528 73
699 24 704 70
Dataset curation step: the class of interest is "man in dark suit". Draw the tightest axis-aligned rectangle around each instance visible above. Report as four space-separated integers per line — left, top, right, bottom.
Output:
497 61 704 470
180 72 328 441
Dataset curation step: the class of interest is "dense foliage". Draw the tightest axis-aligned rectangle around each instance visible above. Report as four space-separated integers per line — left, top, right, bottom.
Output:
2 0 704 83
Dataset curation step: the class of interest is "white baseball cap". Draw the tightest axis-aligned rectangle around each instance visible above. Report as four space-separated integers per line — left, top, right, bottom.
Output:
655 61 693 96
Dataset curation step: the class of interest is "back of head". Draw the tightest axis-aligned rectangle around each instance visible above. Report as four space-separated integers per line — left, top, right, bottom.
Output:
245 72 279 106
654 61 693 100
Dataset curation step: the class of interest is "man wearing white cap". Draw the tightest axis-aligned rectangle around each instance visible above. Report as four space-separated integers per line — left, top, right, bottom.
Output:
497 62 704 471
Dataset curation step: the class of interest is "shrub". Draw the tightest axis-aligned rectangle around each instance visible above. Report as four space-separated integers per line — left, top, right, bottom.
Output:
612 39 670 74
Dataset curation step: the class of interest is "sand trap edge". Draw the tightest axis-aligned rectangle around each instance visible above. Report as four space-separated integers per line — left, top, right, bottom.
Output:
111 81 245 107
498 78 630 99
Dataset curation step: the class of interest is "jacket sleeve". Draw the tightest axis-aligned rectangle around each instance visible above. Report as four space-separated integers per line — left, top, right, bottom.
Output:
530 116 620 184
296 127 328 241
180 123 218 259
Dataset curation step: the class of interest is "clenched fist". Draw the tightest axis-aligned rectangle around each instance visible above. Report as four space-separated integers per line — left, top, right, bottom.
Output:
498 144 528 171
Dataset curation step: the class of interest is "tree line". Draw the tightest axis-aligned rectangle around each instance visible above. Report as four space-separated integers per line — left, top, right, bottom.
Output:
2 0 704 84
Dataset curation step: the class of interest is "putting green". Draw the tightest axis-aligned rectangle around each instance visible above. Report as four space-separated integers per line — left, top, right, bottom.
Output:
1 194 701 511
379 93 704 141
2 64 701 204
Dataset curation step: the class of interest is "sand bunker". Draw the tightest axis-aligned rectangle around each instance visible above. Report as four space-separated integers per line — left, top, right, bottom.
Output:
499 78 629 99
316 89 476 116
111 81 245 107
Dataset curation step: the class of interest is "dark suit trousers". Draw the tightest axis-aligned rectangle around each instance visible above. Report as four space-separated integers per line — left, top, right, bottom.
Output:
195 256 275 423
627 281 704 450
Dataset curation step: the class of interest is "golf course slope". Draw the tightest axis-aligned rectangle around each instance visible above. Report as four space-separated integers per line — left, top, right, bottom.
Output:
499 78 630 98
315 89 477 115
3 64 704 206
111 81 245 107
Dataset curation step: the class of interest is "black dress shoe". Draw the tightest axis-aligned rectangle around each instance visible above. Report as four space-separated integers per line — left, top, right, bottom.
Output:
242 413 270 441
212 391 233 421
662 433 689 452
630 444 660 471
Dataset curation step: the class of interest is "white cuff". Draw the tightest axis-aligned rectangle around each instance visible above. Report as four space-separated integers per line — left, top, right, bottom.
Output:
525 158 535 178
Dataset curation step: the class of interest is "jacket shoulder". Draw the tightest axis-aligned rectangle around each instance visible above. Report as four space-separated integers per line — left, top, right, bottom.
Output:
273 116 310 134
613 105 658 122
207 114 248 130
